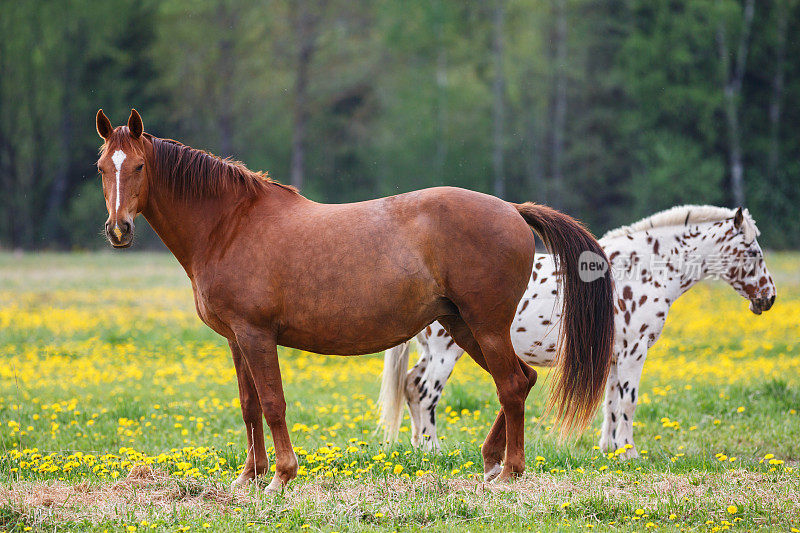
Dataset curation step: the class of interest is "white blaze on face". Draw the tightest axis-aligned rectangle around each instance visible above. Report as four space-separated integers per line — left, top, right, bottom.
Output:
111 149 127 214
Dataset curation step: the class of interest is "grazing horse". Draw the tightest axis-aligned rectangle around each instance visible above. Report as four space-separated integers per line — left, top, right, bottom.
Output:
379 205 776 457
94 109 614 490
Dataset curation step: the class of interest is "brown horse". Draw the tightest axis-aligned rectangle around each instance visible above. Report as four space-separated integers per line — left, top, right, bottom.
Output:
95 109 614 492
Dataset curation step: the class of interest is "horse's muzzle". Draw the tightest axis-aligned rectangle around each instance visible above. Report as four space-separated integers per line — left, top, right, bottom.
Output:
749 294 775 315
106 220 134 248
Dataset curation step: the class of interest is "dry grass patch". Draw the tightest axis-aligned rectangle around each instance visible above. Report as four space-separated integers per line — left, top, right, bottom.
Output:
1 467 797 530
0 466 253 527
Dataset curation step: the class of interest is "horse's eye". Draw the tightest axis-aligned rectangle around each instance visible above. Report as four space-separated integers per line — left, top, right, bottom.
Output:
135 164 144 172
748 250 759 257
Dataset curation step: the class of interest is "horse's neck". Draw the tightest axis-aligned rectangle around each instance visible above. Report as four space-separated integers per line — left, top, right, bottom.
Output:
141 180 247 278
653 223 723 302
143 177 309 279
142 195 209 278
606 223 723 304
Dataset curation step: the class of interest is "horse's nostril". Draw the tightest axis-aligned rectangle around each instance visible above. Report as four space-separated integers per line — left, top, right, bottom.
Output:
106 221 132 244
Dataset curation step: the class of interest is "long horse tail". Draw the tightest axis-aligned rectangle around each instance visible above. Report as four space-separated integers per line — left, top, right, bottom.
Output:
377 341 411 442
512 202 615 438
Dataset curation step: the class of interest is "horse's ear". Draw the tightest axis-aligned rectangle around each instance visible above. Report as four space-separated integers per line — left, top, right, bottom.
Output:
733 206 744 229
128 109 143 139
96 109 113 140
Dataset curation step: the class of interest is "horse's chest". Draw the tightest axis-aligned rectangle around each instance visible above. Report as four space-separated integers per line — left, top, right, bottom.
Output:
191 284 233 338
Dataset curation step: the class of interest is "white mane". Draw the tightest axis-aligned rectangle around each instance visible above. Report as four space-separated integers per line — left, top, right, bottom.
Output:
601 204 759 242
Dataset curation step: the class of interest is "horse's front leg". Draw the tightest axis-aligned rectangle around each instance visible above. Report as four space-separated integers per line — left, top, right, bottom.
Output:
404 358 427 448
229 340 270 490
405 340 462 451
598 359 620 452
613 349 647 459
235 329 298 493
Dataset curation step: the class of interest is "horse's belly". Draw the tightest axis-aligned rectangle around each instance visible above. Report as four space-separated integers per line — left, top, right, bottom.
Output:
512 325 560 367
278 317 433 356
276 289 449 356
510 258 562 367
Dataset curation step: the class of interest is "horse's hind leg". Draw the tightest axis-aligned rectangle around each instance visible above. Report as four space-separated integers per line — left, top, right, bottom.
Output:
438 316 536 481
234 330 299 493
229 340 269 489
474 331 537 481
479 358 537 480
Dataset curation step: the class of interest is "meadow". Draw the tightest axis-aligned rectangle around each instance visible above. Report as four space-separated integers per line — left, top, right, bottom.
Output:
0 251 798 532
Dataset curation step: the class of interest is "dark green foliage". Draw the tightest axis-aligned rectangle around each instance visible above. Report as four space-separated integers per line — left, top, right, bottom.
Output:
1 0 798 249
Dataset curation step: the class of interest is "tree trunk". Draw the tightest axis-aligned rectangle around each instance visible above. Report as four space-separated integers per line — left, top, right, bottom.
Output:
434 1 447 181
550 0 567 207
716 0 755 207
491 0 506 198
290 4 319 191
522 67 543 202
0 11 15 247
217 4 236 157
722 86 745 206
0 129 19 248
44 108 73 245
44 34 77 246
768 0 789 184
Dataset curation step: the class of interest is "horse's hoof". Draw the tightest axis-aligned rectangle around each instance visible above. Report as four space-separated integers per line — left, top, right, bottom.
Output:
491 468 522 484
483 463 502 482
230 474 253 491
618 447 639 460
420 438 441 453
264 476 284 495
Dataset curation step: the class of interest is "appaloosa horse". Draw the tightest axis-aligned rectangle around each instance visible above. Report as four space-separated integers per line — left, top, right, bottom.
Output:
94 109 614 491
379 205 776 457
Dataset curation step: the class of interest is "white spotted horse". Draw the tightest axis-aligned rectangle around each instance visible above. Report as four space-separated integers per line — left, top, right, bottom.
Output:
379 205 776 458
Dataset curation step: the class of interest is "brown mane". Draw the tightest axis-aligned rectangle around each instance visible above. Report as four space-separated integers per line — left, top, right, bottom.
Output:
150 136 297 199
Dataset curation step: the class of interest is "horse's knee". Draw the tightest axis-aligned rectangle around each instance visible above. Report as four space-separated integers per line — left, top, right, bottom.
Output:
260 396 287 426
618 397 638 421
405 369 422 404
497 373 528 415
241 398 262 425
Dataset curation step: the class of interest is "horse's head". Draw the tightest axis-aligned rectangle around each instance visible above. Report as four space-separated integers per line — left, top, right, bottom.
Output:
95 109 151 248
711 207 776 315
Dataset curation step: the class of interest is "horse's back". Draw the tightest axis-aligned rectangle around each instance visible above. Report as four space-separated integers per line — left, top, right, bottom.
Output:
286 185 536 301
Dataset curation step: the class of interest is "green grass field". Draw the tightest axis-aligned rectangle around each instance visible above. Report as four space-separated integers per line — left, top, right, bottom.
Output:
0 252 798 532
